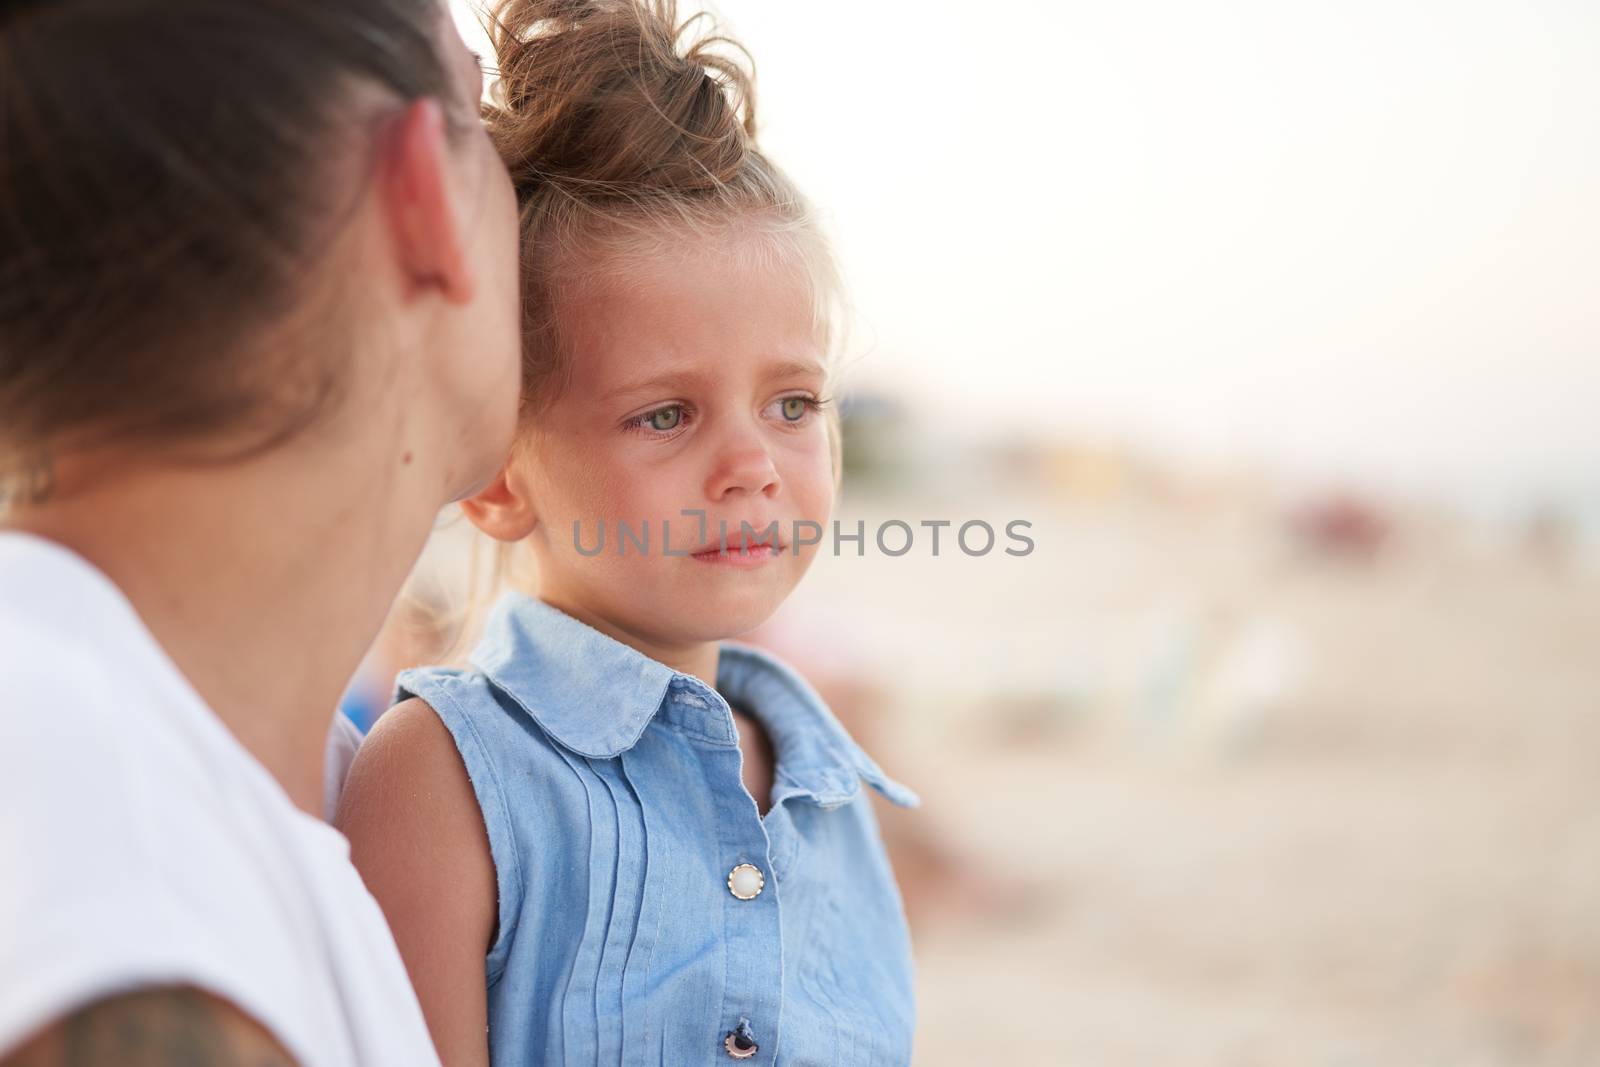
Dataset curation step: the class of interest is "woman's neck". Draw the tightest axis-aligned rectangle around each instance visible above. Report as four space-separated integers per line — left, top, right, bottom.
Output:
8 438 442 817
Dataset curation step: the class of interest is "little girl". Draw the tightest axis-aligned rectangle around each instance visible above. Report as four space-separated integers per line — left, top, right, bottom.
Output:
336 1 920 1064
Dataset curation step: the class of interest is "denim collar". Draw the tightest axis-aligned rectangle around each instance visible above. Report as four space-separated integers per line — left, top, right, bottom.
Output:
469 592 920 809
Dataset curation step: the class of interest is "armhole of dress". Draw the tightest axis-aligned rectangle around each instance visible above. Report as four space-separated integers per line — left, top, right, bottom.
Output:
395 674 524 986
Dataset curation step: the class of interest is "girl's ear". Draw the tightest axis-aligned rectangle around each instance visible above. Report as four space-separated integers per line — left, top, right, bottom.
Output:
459 459 539 542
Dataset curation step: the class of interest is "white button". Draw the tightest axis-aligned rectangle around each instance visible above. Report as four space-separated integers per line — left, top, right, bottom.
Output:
727 863 765 900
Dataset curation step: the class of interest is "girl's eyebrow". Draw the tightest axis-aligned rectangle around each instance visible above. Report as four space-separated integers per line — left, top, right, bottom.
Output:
762 359 826 382
603 368 714 403
603 359 824 404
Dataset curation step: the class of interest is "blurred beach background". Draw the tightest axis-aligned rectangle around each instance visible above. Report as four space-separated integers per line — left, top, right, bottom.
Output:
340 1 1600 1062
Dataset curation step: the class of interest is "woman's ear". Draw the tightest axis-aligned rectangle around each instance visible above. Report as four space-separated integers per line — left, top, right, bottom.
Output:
459 459 539 542
382 96 473 304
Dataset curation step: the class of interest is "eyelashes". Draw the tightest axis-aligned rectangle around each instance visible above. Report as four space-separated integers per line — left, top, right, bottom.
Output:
775 395 828 422
621 395 831 439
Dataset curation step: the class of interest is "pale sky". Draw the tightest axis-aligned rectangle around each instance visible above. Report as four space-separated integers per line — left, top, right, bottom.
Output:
453 0 1599 508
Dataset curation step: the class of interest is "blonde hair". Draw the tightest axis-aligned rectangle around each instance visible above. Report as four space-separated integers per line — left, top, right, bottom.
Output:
484 0 845 478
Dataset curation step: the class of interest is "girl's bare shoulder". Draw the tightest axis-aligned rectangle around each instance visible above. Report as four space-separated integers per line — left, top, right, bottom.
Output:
333 696 494 929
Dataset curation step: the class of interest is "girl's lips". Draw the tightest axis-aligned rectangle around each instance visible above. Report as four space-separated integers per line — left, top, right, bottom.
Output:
689 543 783 567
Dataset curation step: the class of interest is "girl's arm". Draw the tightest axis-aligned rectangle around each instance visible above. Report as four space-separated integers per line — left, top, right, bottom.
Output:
334 699 496 1067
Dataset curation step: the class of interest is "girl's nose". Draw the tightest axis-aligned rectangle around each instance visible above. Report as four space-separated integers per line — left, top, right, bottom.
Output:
706 433 780 500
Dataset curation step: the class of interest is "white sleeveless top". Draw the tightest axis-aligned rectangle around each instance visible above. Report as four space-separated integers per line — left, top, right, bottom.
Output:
0 531 439 1066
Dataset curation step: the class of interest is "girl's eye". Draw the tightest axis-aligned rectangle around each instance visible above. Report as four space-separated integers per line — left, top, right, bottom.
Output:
647 405 682 431
772 395 825 423
624 403 690 436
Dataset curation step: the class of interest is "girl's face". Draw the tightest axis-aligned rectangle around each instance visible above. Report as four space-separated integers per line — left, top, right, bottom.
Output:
515 228 835 649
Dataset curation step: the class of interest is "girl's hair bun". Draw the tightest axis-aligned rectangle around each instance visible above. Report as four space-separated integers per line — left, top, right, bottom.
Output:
487 0 758 202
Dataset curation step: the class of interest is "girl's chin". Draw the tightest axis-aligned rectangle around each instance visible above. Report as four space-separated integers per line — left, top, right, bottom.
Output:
647 589 787 644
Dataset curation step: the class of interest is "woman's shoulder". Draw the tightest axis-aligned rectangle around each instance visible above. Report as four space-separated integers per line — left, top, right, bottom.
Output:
0 590 417 1065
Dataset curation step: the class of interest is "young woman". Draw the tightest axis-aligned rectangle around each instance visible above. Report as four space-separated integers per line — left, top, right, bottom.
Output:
0 1 522 1063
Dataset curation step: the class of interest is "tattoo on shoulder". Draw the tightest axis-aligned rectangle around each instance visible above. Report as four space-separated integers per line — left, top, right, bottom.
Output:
2 987 297 1067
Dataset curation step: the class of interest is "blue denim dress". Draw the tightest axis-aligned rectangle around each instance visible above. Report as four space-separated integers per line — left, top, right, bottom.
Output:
393 592 921 1066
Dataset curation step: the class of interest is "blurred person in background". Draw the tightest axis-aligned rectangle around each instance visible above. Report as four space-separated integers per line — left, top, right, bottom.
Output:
0 0 521 1063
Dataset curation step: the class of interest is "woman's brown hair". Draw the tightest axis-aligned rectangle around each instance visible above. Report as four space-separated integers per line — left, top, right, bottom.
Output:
0 0 468 493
